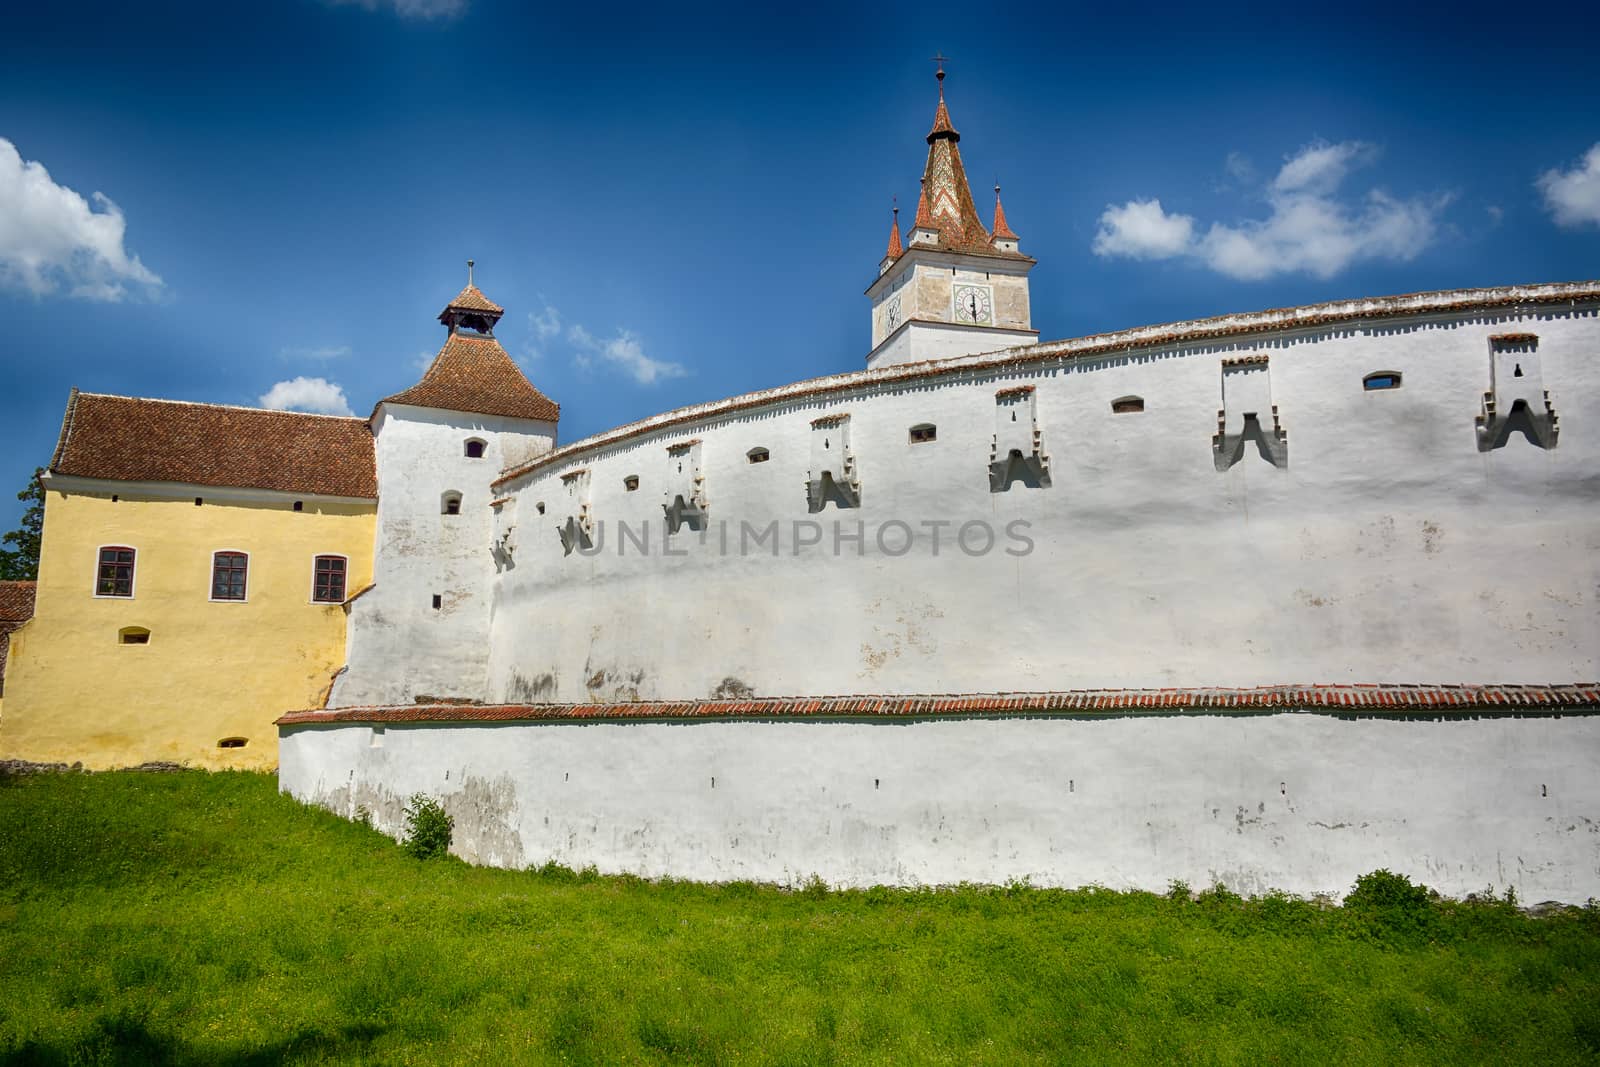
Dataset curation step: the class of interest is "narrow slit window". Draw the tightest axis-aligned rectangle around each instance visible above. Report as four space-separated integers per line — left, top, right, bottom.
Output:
1111 395 1145 414
312 555 347 603
211 552 248 601
624 475 640 492
118 626 150 645
442 491 463 515
96 546 136 597
217 737 247 749
1363 371 1403 391
431 594 443 610
747 447 770 464
909 423 937 444
293 500 304 512
465 438 487 458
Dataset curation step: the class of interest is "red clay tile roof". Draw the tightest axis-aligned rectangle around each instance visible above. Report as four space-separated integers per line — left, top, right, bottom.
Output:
927 81 956 141
278 682 1600 726
380 334 560 423
992 186 1018 241
885 209 903 260
0 581 35 626
0 581 37 686
911 82 1029 261
441 284 504 317
49 391 377 498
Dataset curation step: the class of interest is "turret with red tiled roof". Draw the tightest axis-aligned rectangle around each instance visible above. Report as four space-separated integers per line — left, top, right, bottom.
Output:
879 205 904 276
992 183 1018 241
381 263 559 424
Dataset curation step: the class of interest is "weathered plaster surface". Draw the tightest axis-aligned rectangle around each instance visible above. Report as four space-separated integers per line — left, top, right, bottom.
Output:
487 305 1600 704
281 711 1600 901
331 405 553 708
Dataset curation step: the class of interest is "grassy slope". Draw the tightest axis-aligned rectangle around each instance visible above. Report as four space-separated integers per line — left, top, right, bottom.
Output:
1 771 1598 1066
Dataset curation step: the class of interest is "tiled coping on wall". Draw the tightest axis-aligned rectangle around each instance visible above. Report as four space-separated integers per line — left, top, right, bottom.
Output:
279 683 1600 726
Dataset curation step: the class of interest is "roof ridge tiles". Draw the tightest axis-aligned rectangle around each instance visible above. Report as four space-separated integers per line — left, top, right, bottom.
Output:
73 391 367 421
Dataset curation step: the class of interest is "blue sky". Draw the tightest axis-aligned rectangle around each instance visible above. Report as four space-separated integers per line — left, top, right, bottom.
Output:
2 0 1597 532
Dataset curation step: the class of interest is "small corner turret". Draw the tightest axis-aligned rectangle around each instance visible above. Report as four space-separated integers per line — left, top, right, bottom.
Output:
866 61 1038 369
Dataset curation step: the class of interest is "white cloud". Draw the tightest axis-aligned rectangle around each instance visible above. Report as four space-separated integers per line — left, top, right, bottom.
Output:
1092 199 1195 259
0 138 162 302
1092 140 1445 280
414 350 436 373
1537 143 1600 229
568 324 686 386
529 304 561 340
279 344 351 361
326 0 466 18
259 377 354 416
1271 140 1376 194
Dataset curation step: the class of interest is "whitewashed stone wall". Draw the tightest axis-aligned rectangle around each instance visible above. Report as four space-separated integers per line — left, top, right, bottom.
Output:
488 304 1600 706
330 404 554 707
279 711 1600 901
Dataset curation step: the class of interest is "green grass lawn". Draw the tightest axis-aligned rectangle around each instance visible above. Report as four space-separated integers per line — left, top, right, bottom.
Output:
2 770 1598 1065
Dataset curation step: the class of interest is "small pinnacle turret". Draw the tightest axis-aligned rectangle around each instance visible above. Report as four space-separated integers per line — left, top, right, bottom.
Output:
992 184 1017 241
880 204 904 276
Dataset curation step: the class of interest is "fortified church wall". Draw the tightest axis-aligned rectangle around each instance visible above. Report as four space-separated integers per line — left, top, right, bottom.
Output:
280 74 1600 902
485 296 1600 705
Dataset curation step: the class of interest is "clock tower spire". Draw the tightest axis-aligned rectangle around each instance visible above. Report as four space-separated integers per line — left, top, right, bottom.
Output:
865 64 1038 369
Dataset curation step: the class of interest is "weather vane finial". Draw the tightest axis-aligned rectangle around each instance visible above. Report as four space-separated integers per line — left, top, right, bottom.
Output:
467 259 475 287
931 52 949 86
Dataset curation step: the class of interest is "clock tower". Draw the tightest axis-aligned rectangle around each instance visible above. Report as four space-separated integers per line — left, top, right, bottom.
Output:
866 66 1037 368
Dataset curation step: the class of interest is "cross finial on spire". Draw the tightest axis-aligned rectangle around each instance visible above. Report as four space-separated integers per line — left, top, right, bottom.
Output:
467 259 475 286
931 52 948 91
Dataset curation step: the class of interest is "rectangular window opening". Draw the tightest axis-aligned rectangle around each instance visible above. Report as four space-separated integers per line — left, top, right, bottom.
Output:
313 556 347 603
96 547 135 597
211 552 248 601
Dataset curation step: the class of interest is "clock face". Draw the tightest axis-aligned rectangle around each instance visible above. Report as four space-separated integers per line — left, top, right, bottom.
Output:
884 297 902 332
953 284 994 326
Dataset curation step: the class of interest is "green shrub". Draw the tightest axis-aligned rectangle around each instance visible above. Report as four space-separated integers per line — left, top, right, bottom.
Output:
1345 869 1439 944
401 793 453 860
1346 869 1432 912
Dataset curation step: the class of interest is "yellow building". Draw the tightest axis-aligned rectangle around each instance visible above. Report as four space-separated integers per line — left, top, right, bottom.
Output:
0 391 377 770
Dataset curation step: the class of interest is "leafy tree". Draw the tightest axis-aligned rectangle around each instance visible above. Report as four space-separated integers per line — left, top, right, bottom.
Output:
0 469 44 581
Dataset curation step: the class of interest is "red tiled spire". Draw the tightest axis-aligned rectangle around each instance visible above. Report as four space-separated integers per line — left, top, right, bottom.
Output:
914 177 935 229
885 205 904 259
927 69 958 142
916 69 993 255
992 182 1018 240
